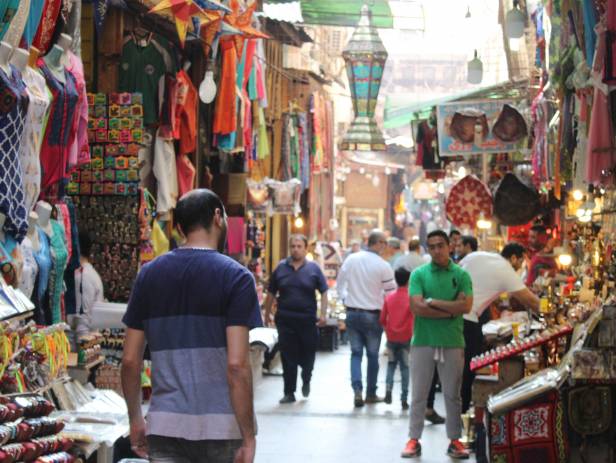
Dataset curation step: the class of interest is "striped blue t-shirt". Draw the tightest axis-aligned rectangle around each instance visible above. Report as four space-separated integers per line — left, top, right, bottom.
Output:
123 248 262 440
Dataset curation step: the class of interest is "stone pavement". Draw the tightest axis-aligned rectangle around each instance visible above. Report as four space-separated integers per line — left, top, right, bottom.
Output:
254 346 476 463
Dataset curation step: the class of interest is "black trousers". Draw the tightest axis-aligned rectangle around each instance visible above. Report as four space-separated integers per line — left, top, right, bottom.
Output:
276 316 318 395
462 316 487 413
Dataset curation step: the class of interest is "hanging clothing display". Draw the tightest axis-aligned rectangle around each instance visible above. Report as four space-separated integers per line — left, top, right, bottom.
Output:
176 154 195 197
38 62 79 191
0 65 29 242
3 0 28 47
119 33 172 126
23 0 44 47
19 66 51 214
32 0 61 54
66 50 90 167
152 129 178 215
213 39 237 135
47 219 68 324
227 217 246 255
416 120 441 170
0 0 18 41
18 236 38 299
175 69 197 156
32 226 51 322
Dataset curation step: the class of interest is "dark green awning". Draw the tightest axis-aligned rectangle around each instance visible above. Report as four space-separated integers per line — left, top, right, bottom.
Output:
265 1 393 28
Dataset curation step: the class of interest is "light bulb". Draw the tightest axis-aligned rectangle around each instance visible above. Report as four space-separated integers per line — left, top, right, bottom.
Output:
579 211 592 223
558 254 572 266
509 37 521 52
294 216 304 229
458 166 467 177
572 189 584 201
384 166 392 175
575 207 586 218
199 70 217 104
467 50 483 84
437 183 445 194
372 175 380 187
359 167 365 175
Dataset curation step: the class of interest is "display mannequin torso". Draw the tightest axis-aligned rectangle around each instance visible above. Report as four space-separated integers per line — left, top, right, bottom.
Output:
0 41 12 76
42 45 65 84
9 48 28 73
35 202 53 237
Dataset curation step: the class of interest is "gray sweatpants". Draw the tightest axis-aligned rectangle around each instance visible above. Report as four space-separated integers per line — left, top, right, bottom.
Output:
409 346 464 440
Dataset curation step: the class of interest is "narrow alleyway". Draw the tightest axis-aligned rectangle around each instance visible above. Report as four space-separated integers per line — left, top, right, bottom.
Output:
254 346 476 463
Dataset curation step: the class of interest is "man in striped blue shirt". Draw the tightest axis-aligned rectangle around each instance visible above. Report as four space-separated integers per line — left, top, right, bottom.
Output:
122 189 262 463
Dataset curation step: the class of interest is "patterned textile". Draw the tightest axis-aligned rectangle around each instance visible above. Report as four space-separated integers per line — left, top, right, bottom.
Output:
48 219 68 324
18 236 39 299
490 393 567 463
32 0 61 54
0 65 29 242
2 0 28 47
445 175 493 229
19 66 51 214
66 51 90 168
0 0 18 41
38 61 79 192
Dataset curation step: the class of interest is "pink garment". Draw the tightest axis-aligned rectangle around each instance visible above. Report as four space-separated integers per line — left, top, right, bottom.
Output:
176 154 196 196
226 217 246 255
57 203 72 261
585 86 615 183
66 51 90 167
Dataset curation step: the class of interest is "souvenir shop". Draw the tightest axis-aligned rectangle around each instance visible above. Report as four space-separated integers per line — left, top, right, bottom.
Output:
425 1 616 462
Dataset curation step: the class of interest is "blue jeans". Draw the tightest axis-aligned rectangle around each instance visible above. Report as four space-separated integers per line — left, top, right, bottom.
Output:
346 310 383 396
385 340 410 401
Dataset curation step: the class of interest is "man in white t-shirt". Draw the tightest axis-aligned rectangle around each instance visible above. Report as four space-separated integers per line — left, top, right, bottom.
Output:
337 230 396 407
458 242 540 412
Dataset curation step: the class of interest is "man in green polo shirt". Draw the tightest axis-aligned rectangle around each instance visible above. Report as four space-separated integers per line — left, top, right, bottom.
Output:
401 230 473 460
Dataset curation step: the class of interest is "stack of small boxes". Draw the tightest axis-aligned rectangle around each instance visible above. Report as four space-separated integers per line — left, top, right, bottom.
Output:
68 92 144 196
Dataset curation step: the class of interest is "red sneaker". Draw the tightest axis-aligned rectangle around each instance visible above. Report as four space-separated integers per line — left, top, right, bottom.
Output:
401 439 421 458
447 439 470 459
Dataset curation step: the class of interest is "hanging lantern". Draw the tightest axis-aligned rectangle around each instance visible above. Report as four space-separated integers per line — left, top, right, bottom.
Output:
341 4 388 152
467 50 483 84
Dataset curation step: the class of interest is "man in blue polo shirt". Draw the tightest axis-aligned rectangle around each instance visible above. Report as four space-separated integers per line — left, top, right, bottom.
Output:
263 234 329 404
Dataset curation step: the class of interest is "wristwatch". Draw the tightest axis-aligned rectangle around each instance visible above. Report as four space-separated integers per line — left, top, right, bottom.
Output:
425 297 433 306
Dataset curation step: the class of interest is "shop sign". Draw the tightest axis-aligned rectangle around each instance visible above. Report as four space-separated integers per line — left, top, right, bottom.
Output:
437 100 529 156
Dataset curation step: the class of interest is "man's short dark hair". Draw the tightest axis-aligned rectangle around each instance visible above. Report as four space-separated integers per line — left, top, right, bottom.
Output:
368 230 386 247
449 229 461 238
175 189 225 235
530 224 547 234
461 235 478 252
79 231 93 258
289 234 308 247
501 242 526 260
394 267 411 287
426 230 449 244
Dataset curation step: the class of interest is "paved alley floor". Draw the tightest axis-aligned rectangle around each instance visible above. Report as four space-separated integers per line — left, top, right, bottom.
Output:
254 345 477 463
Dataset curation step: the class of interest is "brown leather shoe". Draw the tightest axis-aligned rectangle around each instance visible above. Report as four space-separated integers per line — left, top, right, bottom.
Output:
365 395 384 404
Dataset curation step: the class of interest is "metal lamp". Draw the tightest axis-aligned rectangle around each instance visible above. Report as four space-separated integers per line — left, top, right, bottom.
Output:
341 4 388 152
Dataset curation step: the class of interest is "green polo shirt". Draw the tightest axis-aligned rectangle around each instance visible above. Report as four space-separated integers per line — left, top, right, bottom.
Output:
409 260 473 348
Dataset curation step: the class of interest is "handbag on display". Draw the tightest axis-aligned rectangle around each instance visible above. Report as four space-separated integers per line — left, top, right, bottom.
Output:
492 173 541 226
445 175 493 229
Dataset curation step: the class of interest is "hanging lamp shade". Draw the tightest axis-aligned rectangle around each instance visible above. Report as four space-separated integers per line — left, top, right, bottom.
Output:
467 50 483 84
341 4 388 152
505 0 526 39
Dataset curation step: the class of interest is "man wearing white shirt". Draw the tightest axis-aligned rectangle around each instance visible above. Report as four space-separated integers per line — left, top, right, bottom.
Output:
458 243 540 412
337 230 396 407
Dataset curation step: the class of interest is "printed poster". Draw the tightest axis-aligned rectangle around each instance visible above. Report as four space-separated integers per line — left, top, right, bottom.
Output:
437 100 529 156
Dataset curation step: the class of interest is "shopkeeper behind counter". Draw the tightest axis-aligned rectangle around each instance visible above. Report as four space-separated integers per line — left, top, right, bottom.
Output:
69 232 104 338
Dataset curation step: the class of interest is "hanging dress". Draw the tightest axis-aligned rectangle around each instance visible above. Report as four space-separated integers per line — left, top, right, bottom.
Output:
23 0 44 47
32 226 51 323
38 61 79 192
0 64 29 242
3 0 28 47
0 0 18 41
32 0 61 54
66 50 90 167
19 66 51 214
47 219 68 324
18 236 38 299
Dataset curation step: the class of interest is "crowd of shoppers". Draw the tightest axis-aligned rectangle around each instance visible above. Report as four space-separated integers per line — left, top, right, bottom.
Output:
119 188 545 462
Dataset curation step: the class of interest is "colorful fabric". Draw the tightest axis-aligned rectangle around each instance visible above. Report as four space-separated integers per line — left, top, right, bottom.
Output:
3 0 28 47
18 236 38 299
32 0 61 54
32 226 51 316
175 69 197 155
0 65 29 242
47 219 68 324
490 394 567 463
23 0 45 46
176 153 195 196
213 39 237 135
19 66 51 214
0 0 18 41
66 51 91 168
38 61 79 191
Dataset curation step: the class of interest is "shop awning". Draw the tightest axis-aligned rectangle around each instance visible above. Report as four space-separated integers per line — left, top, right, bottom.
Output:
264 0 394 28
383 79 530 129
